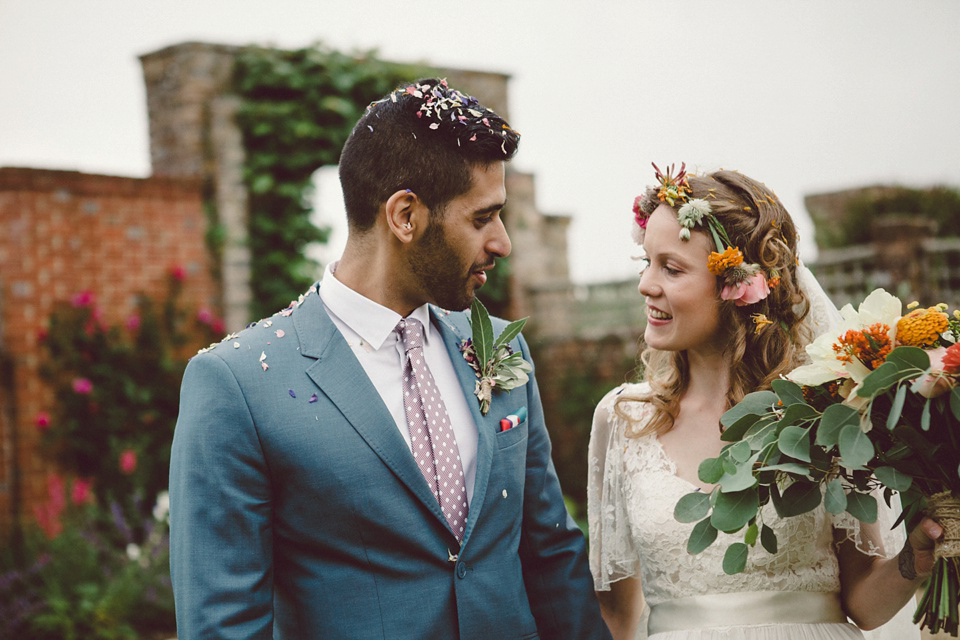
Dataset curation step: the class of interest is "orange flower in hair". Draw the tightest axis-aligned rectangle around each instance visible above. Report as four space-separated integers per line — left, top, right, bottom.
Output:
707 247 743 276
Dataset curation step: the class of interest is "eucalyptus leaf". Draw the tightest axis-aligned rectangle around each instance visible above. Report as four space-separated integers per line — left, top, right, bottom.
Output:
687 517 719 555
711 488 759 532
777 479 822 517
698 457 725 484
718 452 760 493
760 523 778 554
816 404 859 447
778 403 819 427
721 391 778 428
675 491 712 523
886 383 907 430
857 361 904 397
744 522 759 546
845 491 878 523
730 441 753 463
771 378 808 407
722 543 749 575
886 345 931 373
721 413 761 443
921 396 932 432
759 462 812 476
838 424 875 468
824 478 847 514
874 466 912 492
778 426 812 462
951 387 960 422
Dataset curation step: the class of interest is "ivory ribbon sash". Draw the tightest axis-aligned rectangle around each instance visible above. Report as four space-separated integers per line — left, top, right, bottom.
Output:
648 590 848 635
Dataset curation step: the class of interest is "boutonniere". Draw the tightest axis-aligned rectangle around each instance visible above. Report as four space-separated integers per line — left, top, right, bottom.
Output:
458 298 533 415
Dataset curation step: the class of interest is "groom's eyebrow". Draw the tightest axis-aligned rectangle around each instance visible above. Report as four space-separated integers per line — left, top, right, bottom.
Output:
473 201 506 216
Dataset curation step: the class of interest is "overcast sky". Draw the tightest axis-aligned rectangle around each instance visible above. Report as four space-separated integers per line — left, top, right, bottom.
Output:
2 0 959 284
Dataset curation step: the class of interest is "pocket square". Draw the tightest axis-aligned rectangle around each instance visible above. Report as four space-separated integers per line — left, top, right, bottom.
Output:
499 406 527 432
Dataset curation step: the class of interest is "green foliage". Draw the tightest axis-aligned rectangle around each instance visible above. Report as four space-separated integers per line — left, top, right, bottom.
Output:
232 44 429 319
1 489 173 639
681 344 960 576
39 273 222 521
537 335 640 515
818 186 960 249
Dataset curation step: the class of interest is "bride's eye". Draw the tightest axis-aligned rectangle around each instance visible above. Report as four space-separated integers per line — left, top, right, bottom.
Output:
637 257 651 275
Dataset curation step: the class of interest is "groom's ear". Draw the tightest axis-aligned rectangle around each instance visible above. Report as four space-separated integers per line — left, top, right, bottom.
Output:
384 189 427 243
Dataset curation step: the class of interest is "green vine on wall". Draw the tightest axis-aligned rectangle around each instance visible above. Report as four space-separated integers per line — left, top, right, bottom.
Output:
232 44 427 320
232 43 514 320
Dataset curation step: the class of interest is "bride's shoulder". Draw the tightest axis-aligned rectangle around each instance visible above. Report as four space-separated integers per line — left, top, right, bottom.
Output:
594 381 653 424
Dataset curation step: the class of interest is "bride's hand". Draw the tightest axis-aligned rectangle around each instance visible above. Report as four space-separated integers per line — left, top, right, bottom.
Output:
902 517 943 580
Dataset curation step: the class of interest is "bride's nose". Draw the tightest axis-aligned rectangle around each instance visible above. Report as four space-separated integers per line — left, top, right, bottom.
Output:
637 267 659 298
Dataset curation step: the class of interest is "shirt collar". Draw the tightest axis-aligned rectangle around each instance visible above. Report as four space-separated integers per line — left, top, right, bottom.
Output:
321 262 435 350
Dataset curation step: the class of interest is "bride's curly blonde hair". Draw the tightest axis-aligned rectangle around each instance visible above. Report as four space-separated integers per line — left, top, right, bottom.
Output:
616 169 811 436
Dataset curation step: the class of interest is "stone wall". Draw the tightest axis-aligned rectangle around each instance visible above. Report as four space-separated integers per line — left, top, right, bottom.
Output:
0 167 215 534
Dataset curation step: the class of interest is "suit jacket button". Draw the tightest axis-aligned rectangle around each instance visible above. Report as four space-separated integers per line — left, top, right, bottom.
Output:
456 562 467 579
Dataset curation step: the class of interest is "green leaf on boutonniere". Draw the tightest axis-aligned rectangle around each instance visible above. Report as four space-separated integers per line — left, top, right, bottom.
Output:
465 298 532 415
494 317 528 350
470 298 495 365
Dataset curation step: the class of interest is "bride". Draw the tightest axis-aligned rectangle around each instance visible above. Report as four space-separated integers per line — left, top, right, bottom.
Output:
587 165 942 639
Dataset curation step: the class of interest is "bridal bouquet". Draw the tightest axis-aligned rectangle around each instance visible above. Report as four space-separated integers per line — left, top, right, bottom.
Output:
673 289 960 635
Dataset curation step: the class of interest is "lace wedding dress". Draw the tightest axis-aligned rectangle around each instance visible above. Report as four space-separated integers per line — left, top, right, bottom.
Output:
588 383 918 640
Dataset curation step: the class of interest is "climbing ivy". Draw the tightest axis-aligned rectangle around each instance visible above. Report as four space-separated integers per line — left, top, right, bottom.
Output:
231 44 420 319
232 43 512 320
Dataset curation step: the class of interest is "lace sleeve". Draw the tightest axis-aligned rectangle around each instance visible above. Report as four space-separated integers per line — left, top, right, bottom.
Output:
588 385 643 591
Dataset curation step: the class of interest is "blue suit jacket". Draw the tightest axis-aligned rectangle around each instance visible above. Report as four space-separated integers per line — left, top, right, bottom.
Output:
169 284 609 639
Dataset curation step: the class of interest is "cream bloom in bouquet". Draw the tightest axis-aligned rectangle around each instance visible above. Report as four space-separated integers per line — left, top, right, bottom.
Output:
673 289 960 635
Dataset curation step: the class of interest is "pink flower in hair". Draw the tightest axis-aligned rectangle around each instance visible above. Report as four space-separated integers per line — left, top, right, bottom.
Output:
721 272 771 307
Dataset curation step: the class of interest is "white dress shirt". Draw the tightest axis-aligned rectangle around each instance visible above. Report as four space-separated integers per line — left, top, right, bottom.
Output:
318 262 478 504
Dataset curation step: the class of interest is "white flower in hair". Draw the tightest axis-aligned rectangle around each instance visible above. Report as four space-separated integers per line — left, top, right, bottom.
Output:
677 198 712 228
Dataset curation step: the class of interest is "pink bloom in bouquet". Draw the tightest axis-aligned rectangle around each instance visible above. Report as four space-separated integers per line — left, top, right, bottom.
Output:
944 343 960 375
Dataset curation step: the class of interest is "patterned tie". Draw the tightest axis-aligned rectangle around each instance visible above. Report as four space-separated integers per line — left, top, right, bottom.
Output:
396 317 468 541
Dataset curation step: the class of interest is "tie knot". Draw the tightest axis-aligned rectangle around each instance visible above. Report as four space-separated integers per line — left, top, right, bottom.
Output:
396 317 425 352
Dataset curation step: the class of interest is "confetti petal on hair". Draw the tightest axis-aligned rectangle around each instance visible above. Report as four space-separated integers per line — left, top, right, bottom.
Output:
264 320 273 327
289 389 296 398
259 351 267 362
309 394 318 403
261 362 269 371
233 341 240 349
367 125 373 132
275 329 285 338
429 123 439 130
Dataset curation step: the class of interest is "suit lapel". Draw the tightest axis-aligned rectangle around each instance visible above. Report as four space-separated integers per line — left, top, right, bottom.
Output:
429 307 496 544
295 288 450 529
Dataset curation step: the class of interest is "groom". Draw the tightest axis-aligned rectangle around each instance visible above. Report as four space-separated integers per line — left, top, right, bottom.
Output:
169 78 609 639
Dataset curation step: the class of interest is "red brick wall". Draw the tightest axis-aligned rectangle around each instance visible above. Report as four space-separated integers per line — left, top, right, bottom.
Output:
0 168 217 535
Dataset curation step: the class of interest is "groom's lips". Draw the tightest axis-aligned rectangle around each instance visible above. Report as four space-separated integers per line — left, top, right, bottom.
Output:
472 263 494 286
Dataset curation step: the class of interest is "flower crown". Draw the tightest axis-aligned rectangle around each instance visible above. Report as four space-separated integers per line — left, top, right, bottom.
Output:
632 162 775 308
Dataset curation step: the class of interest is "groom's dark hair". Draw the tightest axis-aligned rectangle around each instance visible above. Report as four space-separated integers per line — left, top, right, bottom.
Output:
338 78 520 231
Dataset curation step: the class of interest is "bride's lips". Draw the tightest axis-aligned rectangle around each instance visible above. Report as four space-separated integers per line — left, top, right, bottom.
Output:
646 303 672 325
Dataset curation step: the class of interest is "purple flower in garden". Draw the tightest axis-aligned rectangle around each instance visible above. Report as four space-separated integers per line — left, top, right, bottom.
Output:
72 377 93 394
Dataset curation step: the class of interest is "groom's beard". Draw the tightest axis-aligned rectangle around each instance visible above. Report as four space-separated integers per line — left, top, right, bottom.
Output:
408 223 487 312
